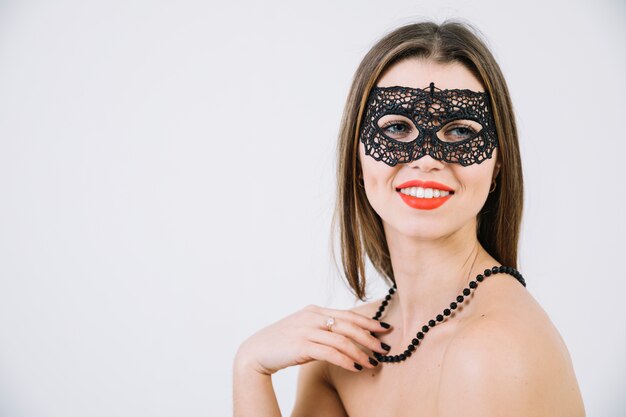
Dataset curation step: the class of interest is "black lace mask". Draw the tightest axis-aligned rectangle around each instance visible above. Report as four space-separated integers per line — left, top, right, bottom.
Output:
359 82 498 167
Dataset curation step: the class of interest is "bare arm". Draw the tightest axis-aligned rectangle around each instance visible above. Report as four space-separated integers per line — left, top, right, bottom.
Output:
232 305 391 417
291 360 349 417
233 351 282 417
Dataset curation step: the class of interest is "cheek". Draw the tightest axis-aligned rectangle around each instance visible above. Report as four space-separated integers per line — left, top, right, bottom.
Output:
453 158 496 202
359 144 397 203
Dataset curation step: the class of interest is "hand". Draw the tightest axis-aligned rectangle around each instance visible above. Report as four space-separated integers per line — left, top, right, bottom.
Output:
235 304 393 376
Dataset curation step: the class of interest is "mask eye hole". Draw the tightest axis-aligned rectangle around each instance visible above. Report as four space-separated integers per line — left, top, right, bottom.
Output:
376 114 419 143
436 119 483 143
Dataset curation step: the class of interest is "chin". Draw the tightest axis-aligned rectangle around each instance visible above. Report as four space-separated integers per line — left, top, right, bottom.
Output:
383 218 456 241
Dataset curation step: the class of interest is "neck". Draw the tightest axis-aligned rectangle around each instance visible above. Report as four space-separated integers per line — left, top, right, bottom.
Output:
383 219 494 341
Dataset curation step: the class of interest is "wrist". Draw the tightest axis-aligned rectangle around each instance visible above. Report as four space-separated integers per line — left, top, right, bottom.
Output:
234 342 273 377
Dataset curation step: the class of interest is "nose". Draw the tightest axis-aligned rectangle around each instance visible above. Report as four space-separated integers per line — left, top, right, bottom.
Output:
406 154 445 172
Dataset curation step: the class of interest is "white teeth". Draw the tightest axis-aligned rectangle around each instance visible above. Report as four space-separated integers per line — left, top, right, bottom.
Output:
399 187 452 199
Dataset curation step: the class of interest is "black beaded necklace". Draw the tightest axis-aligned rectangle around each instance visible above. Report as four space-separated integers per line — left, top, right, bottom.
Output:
372 265 526 363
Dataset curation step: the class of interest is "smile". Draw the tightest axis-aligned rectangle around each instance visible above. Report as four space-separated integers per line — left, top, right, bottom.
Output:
398 187 451 198
395 180 455 210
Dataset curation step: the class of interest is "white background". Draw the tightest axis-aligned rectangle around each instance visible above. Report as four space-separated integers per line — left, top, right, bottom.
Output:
0 0 624 416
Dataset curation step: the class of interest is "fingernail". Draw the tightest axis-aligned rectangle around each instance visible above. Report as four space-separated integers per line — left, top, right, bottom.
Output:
354 362 363 371
380 321 391 329
381 342 391 351
368 357 378 367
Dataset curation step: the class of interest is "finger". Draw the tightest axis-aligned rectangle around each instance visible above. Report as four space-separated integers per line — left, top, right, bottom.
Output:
308 329 377 369
317 308 392 333
327 318 390 354
304 342 363 373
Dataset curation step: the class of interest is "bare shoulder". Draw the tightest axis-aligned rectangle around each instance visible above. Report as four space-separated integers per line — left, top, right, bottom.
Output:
348 298 382 317
438 276 585 416
291 358 348 417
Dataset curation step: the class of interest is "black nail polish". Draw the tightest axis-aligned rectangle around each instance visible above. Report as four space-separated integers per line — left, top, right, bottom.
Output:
381 342 391 351
354 362 363 371
379 321 391 329
368 357 378 366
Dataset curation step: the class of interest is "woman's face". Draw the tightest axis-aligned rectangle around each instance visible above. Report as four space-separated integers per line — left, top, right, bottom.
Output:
358 58 501 240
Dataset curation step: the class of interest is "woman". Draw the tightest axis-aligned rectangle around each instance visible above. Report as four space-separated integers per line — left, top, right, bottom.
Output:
233 20 585 416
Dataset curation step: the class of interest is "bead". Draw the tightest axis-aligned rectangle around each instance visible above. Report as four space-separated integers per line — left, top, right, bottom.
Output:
369 265 526 366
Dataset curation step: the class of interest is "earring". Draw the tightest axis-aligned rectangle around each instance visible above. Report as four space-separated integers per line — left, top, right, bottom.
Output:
489 179 497 193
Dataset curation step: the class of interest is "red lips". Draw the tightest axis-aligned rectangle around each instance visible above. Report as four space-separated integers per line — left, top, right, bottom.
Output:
395 180 454 192
395 179 454 210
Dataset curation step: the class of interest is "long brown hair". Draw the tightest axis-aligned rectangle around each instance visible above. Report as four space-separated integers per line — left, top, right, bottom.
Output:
331 20 524 300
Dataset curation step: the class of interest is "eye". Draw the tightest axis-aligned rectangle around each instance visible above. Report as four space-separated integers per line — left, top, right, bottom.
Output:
377 114 418 142
436 120 482 143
